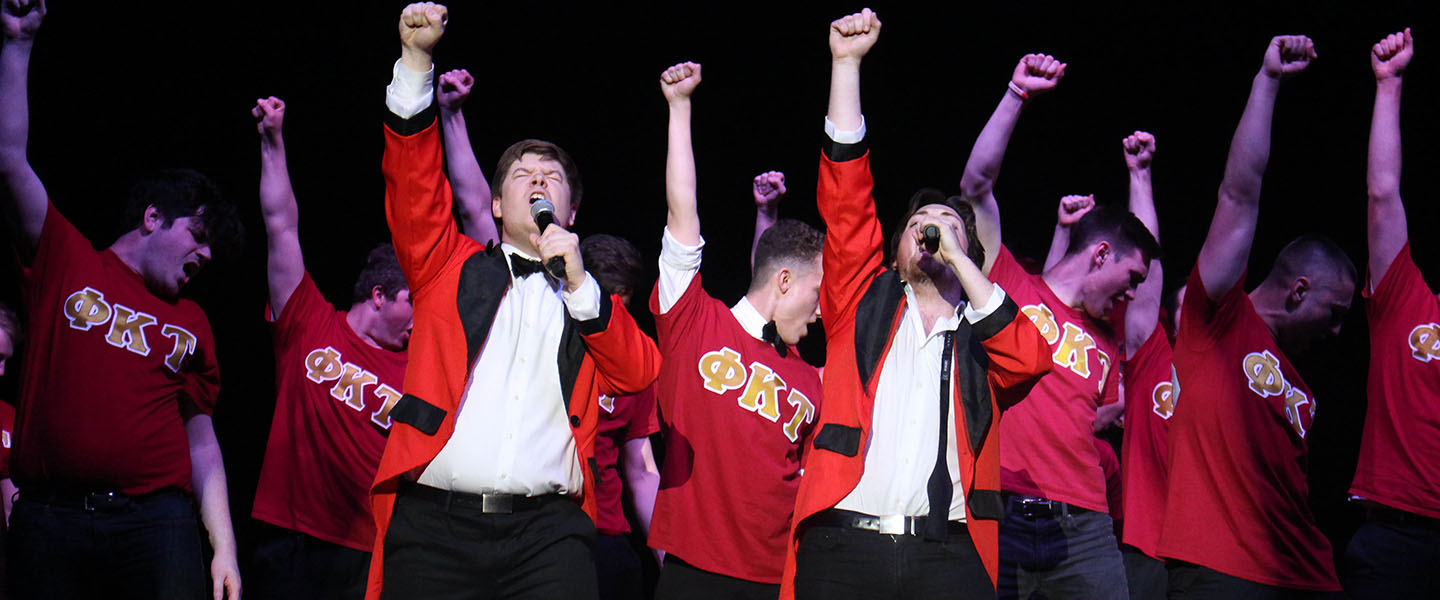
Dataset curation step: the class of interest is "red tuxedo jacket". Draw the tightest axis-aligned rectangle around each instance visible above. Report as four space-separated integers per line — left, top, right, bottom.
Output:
366 111 661 599
780 141 1050 597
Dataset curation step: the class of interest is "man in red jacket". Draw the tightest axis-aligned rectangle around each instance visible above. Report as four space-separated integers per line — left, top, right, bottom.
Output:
782 9 1052 599
366 4 661 599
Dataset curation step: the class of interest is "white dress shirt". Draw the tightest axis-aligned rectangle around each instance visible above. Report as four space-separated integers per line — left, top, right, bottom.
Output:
384 62 604 497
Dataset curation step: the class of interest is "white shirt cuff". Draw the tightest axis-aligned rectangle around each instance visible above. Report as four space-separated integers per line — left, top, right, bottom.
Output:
963 284 1006 324
657 227 705 314
385 59 435 119
563 273 603 321
824 115 867 144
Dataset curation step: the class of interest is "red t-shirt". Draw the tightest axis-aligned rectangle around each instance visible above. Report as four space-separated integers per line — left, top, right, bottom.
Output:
1351 244 1440 518
14 205 219 495
1 400 14 479
1096 436 1121 524
1158 267 1339 590
252 273 407 552
992 246 1121 512
1120 323 1174 558
594 384 660 535
648 274 822 584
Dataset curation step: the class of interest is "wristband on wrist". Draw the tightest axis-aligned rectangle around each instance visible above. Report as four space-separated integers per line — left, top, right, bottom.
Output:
1008 81 1029 101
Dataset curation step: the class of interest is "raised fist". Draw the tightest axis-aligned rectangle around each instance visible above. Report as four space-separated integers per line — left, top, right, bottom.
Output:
437 69 474 112
660 62 702 103
1012 53 1066 97
1372 28 1413 81
1262 35 1316 79
252 97 286 139
399 2 447 56
1122 131 1156 170
1057 194 1095 228
829 8 881 62
752 171 787 208
1 0 46 41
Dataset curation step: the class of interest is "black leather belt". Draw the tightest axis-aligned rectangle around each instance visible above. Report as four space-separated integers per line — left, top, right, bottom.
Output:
806 508 969 537
1356 500 1440 530
21 487 180 512
1005 494 1089 519
400 482 564 514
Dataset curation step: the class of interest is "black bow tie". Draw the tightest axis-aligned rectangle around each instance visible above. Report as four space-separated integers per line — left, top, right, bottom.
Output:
509 254 548 278
761 321 789 358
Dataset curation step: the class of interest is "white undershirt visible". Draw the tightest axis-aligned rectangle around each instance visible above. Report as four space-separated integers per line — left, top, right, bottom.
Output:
384 62 603 497
656 227 767 340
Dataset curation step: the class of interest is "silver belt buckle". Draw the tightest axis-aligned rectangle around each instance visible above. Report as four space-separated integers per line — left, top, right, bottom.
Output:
876 514 906 535
481 493 513 514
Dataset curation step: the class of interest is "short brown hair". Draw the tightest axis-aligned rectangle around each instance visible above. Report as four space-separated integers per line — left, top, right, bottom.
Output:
351 244 408 304
490 139 583 210
751 219 825 293
581 234 646 301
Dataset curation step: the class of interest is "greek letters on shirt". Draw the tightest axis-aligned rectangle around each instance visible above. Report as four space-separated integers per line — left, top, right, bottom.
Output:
1241 349 1315 439
1152 365 1177 420
1409 323 1440 362
696 346 815 442
303 346 402 429
1020 303 1113 392
63 286 198 373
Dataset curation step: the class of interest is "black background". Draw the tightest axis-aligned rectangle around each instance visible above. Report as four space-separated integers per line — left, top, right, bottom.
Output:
2 0 1437 575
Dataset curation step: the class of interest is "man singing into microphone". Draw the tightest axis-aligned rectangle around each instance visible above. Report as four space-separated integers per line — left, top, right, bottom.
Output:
364 4 661 599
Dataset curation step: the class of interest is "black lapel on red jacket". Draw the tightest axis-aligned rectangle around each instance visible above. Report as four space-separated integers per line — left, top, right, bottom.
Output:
457 245 510 368
854 270 905 390
952 321 992 455
560 292 613 415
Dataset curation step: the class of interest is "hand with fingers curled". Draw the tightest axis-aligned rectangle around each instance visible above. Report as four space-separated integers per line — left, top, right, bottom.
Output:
829 7 881 62
1012 53 1067 97
251 96 286 140
1122 131 1156 171
1 0 46 40
1057 194 1096 228
529 225 587 293
437 69 475 112
660 61 702 104
398 2 447 67
1262 35 1317 79
752 171 787 209
1372 28 1413 81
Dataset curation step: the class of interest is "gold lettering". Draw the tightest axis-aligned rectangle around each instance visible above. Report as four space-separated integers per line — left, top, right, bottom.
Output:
372 384 403 429
105 304 157 355
697 347 747 394
330 363 378 410
1151 381 1175 419
1242 350 1286 397
1021 304 1061 344
782 389 816 442
1282 386 1314 439
1053 322 1097 379
599 394 616 413
1409 323 1440 363
1096 348 1112 393
63 287 112 331
160 324 198 373
737 362 786 422
304 347 345 383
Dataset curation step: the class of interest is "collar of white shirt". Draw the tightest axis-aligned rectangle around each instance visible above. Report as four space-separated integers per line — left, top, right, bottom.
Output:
903 282 964 339
501 243 549 284
729 296 768 342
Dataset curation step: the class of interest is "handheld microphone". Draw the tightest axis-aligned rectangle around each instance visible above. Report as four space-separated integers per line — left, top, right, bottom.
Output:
921 224 940 253
529 199 568 280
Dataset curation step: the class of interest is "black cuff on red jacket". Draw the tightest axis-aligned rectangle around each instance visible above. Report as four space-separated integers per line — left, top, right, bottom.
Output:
971 295 1020 341
574 293 614 336
385 104 438 136
822 134 868 163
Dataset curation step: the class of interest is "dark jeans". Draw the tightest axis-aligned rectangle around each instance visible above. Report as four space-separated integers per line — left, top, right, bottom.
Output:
248 524 371 600
1166 561 1340 600
596 533 644 600
1341 518 1440 599
379 488 598 600
655 554 778 600
998 497 1127 600
1122 545 1167 600
793 523 993 599
6 490 206 600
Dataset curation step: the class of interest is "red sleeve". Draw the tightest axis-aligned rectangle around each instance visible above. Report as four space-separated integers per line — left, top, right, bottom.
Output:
1180 265 1247 349
383 120 460 295
650 271 715 355
625 385 660 441
180 309 221 416
585 294 662 397
269 271 331 349
27 203 91 289
976 296 1053 410
817 150 885 331
1367 243 1430 322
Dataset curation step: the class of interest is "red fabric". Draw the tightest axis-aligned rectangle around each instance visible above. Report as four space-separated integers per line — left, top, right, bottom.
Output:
1096 436 1121 524
1158 266 1339 591
13 206 219 495
991 246 1121 512
648 274 822 584
780 150 1051 598
0 400 14 479
1119 324 1174 559
253 273 407 552
366 120 661 600
1351 245 1440 518
593 384 660 535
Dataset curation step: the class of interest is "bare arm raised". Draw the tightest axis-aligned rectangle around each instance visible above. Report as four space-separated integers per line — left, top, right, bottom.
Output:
661 61 703 246
959 53 1065 275
437 68 498 246
0 0 50 252
1367 28 1412 291
751 170 785 268
252 97 305 316
826 8 880 132
1197 35 1314 300
1121 132 1163 357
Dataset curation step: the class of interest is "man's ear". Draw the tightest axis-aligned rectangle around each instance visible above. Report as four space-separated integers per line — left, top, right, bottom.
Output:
492 195 504 220
1092 241 1111 268
371 285 387 310
1289 276 1311 308
565 202 579 228
142 205 163 234
776 267 793 295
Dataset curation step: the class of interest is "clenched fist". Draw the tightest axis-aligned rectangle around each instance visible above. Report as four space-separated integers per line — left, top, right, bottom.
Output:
829 8 881 63
1122 131 1156 171
252 97 286 140
437 69 474 112
1012 53 1066 97
399 2 447 71
1056 194 1095 228
660 62 702 103
752 171 787 209
1372 28 1413 81
1262 35 1316 79
1 0 45 41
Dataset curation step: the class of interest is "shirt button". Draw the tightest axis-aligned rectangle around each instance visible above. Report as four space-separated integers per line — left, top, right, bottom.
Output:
570 415 581 427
